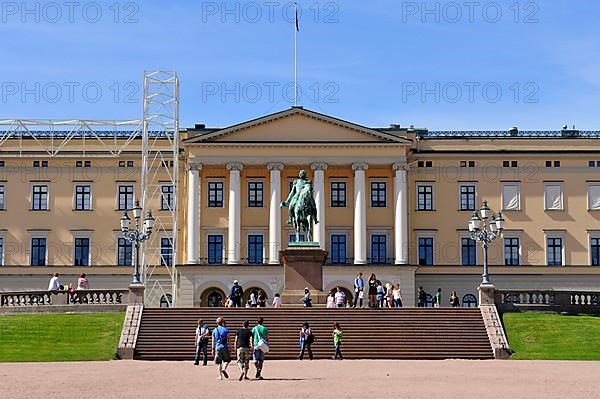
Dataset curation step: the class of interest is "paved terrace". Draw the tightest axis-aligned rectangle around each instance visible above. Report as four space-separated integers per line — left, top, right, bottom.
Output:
1 360 598 399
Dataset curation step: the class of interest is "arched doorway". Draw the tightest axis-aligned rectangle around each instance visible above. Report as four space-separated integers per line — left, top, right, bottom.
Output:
199 287 226 307
462 294 478 308
160 294 172 308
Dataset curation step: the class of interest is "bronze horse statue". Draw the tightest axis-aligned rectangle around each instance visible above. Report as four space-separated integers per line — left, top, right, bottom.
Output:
280 170 319 242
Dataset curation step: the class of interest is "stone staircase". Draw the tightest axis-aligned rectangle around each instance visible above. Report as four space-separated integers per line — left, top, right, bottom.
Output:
133 308 494 360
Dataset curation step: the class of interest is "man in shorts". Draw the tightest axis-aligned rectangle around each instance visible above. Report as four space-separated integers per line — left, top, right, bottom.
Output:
251 317 270 380
211 317 231 380
235 320 253 381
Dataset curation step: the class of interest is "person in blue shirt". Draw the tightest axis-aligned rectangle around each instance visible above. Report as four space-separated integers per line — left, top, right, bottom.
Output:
229 280 243 307
211 317 231 380
353 272 364 308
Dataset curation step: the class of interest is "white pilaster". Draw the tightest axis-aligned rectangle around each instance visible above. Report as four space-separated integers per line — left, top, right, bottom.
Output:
393 162 408 264
227 162 243 264
311 162 328 248
353 162 368 264
268 162 284 264
186 164 201 263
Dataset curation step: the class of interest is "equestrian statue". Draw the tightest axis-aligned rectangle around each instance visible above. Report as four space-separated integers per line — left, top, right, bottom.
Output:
280 170 319 242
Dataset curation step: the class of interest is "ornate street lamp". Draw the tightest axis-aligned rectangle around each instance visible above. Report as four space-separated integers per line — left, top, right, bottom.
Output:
120 200 155 284
469 200 505 285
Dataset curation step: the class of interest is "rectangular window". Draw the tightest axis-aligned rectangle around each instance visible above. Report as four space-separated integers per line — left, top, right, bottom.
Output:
0 185 4 210
248 182 264 208
208 182 224 208
0 237 3 266
504 237 520 266
502 183 520 210
32 185 48 210
591 238 600 266
84 160 91 167
247 235 263 264
547 237 563 266
117 238 132 266
207 235 223 264
160 185 174 211
160 238 173 266
75 185 92 211
330 235 347 264
118 185 134 211
418 237 434 266
74 238 90 266
461 237 477 266
31 238 46 266
76 161 83 167
459 185 476 211
588 185 600 210
370 182 387 207
127 161 134 168
544 184 563 210
331 182 346 207
370 235 387 264
417 185 434 210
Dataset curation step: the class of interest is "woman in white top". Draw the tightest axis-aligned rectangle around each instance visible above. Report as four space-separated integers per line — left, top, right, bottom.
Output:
393 285 403 308
272 293 282 308
250 290 258 307
77 273 89 290
326 293 335 308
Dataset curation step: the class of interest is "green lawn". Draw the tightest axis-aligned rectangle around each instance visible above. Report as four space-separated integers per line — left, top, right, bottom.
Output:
0 312 124 362
503 312 600 360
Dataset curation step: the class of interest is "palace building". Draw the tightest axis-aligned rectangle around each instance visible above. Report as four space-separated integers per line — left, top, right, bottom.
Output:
2 106 600 307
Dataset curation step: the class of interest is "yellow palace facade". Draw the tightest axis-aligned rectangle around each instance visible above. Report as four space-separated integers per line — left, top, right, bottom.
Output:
2 107 600 307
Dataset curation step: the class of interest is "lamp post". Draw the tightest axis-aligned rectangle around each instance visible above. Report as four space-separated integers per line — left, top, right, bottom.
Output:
468 200 505 285
120 200 155 284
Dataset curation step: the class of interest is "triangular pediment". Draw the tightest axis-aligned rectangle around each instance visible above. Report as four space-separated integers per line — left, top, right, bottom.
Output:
183 108 411 145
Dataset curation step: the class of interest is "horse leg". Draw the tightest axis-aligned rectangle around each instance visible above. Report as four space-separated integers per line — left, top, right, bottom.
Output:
306 216 313 242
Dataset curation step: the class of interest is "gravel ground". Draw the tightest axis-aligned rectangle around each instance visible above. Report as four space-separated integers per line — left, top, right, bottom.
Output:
1 359 599 399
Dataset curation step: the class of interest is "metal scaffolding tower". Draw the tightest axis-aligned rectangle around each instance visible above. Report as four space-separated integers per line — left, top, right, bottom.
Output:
141 71 180 307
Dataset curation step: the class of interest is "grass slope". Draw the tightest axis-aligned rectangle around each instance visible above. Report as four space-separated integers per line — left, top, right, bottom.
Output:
0 312 124 362
503 312 600 360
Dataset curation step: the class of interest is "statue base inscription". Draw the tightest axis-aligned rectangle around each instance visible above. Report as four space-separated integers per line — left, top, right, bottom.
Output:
280 246 327 305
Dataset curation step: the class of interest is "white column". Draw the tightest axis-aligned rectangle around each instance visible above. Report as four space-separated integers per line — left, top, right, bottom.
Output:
311 162 327 248
393 162 408 264
353 162 368 264
268 162 283 264
227 162 243 264
186 164 201 263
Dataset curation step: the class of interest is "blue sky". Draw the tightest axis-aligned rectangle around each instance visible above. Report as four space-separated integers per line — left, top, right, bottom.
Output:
1 0 599 130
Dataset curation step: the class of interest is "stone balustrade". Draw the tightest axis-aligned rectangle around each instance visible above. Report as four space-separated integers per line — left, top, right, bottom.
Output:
0 289 130 307
496 289 600 314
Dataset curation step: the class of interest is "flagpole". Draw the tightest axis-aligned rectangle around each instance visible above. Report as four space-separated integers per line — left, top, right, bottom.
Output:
294 2 298 106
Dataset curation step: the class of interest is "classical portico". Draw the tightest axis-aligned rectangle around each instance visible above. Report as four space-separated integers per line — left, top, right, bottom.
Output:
182 107 411 267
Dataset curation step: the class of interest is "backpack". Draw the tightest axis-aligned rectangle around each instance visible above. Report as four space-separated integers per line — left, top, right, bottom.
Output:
233 285 243 298
306 334 315 344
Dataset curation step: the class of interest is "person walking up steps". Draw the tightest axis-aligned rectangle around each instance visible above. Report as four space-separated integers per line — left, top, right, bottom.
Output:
298 322 314 360
434 288 442 308
332 322 343 360
235 321 253 381
194 319 210 366
211 317 231 380
252 317 270 380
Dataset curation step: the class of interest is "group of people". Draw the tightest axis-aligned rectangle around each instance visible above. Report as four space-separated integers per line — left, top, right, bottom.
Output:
48 272 90 291
417 286 462 307
195 317 270 380
224 280 282 308
196 317 345 379
351 272 404 308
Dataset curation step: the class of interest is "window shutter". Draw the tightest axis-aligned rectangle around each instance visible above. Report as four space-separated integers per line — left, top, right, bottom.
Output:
503 184 519 210
589 185 600 210
545 185 563 210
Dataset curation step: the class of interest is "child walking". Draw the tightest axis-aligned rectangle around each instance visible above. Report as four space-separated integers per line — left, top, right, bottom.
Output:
332 322 343 360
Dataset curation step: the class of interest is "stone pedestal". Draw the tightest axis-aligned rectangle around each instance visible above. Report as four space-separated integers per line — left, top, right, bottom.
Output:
478 283 496 306
280 246 327 305
128 284 145 305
